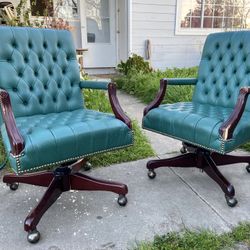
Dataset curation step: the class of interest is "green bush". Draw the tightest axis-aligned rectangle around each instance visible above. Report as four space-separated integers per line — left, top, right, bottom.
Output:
114 67 198 104
117 54 153 76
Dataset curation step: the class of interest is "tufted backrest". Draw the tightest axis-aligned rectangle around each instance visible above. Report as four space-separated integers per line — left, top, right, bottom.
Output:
193 31 250 111
0 26 83 123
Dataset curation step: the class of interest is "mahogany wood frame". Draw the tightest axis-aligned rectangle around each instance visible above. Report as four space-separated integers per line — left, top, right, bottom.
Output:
0 82 131 242
108 82 132 129
0 89 24 155
3 159 128 236
147 144 250 201
143 79 250 205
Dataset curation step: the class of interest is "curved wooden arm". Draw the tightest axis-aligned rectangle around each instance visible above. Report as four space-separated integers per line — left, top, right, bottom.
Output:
0 89 24 155
143 78 167 116
108 83 132 129
219 87 250 140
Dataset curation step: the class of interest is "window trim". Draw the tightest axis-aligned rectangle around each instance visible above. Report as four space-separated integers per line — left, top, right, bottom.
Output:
175 0 248 36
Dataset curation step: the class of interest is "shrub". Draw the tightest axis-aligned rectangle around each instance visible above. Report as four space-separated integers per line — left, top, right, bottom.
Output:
117 54 153 76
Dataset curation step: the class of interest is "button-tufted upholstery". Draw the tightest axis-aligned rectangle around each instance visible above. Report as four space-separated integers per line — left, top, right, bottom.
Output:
143 31 250 153
193 31 250 109
1 109 132 174
0 27 133 174
0 26 83 123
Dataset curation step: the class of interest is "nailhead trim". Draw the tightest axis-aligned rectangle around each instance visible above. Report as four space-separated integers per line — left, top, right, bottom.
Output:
11 130 134 175
142 126 231 154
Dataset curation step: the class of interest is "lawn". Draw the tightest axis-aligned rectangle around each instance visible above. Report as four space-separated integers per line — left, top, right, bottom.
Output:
114 67 197 104
135 223 250 250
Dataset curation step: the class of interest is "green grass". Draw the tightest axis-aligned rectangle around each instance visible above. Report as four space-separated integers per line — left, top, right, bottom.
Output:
114 67 198 104
135 223 250 250
83 89 155 167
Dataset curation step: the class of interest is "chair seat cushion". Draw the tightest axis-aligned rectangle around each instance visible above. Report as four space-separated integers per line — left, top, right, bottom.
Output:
1 109 133 174
142 102 250 154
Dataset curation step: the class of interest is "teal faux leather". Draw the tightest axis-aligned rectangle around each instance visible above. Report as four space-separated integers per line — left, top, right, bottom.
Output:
0 27 82 126
0 27 133 174
80 80 109 90
143 31 250 153
143 102 250 154
167 78 198 85
1 109 133 174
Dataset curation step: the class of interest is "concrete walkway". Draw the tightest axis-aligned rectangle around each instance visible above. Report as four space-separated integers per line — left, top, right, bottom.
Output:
1 91 250 250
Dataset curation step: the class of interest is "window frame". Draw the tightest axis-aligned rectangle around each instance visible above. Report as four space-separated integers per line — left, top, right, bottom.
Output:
175 0 249 36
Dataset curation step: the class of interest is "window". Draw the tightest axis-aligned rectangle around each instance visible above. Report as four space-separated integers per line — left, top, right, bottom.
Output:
85 0 111 43
176 0 250 35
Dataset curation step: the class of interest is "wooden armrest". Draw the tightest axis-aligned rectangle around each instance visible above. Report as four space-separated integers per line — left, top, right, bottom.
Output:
0 89 24 155
219 87 250 140
108 83 132 129
143 77 198 116
143 78 167 116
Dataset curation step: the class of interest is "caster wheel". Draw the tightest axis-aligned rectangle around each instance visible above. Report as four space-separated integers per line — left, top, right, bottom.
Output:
180 146 187 154
225 195 238 207
7 182 19 191
83 161 92 171
246 164 250 173
148 169 156 179
27 229 40 244
117 195 127 207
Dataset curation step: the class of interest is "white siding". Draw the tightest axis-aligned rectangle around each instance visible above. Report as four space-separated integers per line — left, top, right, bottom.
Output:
132 0 207 69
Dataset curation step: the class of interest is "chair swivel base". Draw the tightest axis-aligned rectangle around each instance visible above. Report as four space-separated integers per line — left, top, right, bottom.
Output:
3 159 128 243
147 143 250 207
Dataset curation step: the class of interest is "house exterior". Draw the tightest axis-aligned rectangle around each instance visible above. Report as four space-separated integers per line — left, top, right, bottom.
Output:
6 0 250 73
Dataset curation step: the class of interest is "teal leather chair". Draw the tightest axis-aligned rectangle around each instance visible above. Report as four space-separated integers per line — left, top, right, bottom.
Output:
143 31 250 208
0 26 133 243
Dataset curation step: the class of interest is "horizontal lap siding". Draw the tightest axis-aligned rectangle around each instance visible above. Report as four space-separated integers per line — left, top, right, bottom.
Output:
132 0 207 69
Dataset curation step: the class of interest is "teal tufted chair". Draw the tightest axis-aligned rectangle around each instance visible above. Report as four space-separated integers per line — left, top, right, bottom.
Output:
0 26 133 243
143 31 250 208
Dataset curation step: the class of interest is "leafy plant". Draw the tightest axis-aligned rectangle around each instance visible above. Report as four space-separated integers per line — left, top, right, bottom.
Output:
117 54 153 76
1 0 72 30
2 0 32 27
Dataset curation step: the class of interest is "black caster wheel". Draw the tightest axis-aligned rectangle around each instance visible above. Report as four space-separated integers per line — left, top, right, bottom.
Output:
7 182 19 191
180 146 187 154
225 195 238 207
117 194 127 207
27 229 40 244
148 169 156 179
246 164 250 173
83 161 92 171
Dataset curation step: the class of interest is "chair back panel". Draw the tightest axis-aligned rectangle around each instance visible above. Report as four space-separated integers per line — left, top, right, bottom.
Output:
0 26 83 123
193 31 250 111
